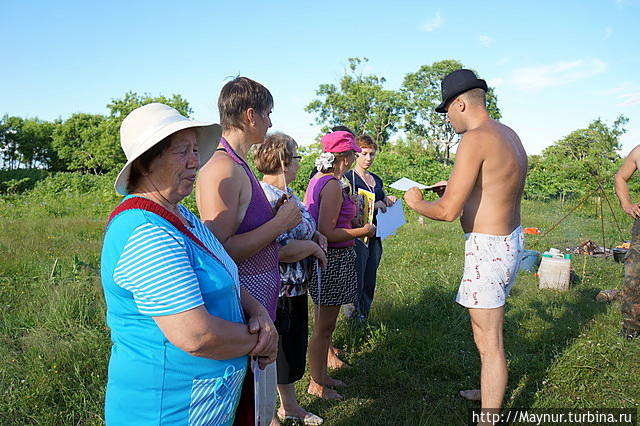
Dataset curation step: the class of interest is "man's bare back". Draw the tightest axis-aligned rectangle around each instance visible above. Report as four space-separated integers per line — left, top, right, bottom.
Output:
460 120 527 235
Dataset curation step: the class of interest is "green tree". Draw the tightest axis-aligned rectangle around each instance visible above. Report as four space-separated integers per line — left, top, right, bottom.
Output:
0 115 24 169
525 116 628 200
49 92 192 174
51 113 113 174
401 59 501 165
18 118 59 168
106 91 192 121
305 58 405 146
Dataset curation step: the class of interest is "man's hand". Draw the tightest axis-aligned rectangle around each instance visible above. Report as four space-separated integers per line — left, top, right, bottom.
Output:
623 202 640 219
404 186 424 209
274 195 301 232
247 311 278 368
431 180 448 198
384 195 397 207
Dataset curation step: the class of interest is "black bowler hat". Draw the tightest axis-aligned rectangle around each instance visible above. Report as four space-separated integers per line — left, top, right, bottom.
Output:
435 69 488 113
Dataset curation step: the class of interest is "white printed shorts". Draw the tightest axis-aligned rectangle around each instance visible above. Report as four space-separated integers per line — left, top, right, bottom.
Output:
455 226 524 309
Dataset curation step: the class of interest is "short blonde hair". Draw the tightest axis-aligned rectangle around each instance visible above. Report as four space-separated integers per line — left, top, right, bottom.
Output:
254 132 298 174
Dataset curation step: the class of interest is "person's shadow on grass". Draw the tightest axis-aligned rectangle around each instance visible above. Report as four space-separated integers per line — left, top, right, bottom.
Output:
300 268 609 425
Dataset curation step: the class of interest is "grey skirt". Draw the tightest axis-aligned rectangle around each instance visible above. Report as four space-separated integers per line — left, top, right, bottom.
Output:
308 247 358 306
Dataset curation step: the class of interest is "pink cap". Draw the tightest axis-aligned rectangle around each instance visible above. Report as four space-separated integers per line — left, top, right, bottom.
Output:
321 131 362 153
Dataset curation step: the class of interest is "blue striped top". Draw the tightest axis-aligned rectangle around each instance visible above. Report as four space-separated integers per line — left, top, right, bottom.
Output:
101 196 247 425
112 204 239 316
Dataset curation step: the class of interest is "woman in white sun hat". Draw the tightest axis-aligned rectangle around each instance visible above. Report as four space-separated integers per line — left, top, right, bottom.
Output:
100 103 277 425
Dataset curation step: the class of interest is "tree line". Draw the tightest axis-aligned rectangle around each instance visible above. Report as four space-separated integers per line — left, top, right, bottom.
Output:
1 92 190 173
0 58 631 201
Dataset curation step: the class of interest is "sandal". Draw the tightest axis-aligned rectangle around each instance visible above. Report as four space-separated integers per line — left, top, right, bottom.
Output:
278 411 324 425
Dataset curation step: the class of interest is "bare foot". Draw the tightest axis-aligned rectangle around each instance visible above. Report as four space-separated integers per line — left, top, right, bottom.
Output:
330 345 344 357
277 408 324 425
459 389 481 401
324 376 346 387
308 379 343 400
269 414 281 426
327 350 350 370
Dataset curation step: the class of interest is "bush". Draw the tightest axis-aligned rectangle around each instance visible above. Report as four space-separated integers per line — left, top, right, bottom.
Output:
0 172 121 219
0 169 51 194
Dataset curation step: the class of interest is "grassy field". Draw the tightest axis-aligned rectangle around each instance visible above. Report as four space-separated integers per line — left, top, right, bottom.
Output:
0 190 639 425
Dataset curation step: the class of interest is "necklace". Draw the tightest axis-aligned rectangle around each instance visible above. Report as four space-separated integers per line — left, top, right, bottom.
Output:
354 169 375 193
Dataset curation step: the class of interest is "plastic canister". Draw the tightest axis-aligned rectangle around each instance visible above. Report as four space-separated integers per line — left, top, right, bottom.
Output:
538 255 571 291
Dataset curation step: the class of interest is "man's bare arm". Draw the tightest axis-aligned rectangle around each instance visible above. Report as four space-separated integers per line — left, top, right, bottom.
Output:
196 154 299 262
404 134 484 222
615 145 640 218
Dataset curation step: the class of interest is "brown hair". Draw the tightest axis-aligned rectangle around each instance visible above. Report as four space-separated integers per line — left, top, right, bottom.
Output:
126 136 173 194
356 134 378 151
254 132 298 175
218 76 274 131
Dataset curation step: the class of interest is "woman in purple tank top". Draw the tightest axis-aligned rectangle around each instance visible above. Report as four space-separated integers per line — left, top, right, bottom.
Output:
304 131 376 400
196 77 302 424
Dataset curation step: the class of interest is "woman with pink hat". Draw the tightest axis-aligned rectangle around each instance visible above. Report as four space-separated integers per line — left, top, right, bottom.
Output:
303 131 376 400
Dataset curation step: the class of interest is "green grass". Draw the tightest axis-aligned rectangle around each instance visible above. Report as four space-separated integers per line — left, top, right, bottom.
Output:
0 195 638 425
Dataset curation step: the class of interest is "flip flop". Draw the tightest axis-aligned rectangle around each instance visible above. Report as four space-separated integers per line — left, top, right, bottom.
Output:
278 411 324 425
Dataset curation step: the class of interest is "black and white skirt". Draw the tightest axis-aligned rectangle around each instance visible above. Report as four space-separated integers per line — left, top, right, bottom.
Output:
309 247 358 306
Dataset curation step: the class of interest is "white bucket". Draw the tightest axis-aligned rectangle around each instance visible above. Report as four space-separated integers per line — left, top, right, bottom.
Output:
538 256 571 291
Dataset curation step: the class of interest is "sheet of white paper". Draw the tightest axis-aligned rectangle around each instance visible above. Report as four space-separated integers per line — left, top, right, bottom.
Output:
389 177 428 191
253 358 260 426
376 200 406 240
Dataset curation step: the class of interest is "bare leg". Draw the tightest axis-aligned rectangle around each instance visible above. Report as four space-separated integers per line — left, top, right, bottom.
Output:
308 304 343 399
276 383 308 418
467 307 507 423
327 344 349 370
269 414 281 426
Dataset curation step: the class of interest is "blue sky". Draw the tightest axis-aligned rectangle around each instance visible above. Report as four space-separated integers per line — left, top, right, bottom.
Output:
2 0 639 155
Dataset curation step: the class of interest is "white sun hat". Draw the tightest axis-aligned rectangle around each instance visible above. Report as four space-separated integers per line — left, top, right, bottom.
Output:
114 103 222 195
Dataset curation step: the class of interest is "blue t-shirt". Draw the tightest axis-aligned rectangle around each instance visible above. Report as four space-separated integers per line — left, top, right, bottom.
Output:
100 196 247 425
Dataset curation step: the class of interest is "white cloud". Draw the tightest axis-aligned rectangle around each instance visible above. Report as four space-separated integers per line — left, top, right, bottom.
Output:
479 35 494 47
420 12 443 32
619 92 640 106
511 58 608 91
595 83 640 106
604 26 614 40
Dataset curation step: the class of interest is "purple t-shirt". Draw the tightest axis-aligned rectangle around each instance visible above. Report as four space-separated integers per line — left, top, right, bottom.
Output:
304 174 356 249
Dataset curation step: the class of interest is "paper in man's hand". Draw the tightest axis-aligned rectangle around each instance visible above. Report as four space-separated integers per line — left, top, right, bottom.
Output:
389 177 428 191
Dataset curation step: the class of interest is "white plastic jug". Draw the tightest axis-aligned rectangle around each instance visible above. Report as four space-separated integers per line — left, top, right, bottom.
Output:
538 256 571 290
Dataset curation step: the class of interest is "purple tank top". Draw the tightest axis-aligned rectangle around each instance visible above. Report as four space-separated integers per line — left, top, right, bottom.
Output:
219 137 280 320
304 174 356 249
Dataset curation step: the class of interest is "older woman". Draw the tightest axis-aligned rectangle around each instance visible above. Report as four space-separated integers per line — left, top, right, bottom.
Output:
100 103 277 425
304 131 376 400
344 134 396 319
254 132 327 425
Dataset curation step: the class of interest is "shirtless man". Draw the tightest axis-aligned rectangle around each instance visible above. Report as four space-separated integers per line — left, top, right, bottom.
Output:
196 76 301 424
614 146 640 340
404 69 527 418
